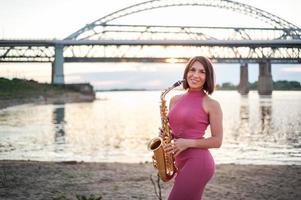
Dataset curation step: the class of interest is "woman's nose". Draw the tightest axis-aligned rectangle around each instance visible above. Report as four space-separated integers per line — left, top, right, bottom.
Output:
191 71 199 77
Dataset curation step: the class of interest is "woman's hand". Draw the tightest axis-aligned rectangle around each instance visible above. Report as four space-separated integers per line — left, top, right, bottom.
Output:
164 138 192 157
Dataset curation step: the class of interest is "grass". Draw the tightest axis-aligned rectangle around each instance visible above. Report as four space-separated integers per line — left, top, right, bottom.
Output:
0 78 72 99
0 77 90 100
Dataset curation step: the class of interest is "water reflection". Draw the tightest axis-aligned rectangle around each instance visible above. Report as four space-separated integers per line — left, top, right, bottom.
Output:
240 95 249 121
259 96 272 135
235 95 250 141
0 91 300 164
52 104 66 146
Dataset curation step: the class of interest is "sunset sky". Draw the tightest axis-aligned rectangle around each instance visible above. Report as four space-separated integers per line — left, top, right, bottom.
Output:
0 0 300 89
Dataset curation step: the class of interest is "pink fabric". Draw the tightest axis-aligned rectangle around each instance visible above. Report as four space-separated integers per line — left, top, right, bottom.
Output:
168 90 215 200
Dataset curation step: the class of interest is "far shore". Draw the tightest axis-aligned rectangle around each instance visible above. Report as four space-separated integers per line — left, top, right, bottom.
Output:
1 77 300 110
0 78 96 110
0 160 300 200
0 93 95 110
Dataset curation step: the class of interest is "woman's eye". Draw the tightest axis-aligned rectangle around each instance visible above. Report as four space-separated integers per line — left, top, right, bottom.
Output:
189 68 206 74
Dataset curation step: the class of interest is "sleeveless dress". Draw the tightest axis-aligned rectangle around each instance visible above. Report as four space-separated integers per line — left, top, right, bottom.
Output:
167 90 215 200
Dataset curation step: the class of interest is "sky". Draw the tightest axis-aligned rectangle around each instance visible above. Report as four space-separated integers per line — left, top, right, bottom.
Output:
0 0 301 90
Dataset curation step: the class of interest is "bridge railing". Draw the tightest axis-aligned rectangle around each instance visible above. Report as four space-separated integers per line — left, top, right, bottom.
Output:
0 39 300 63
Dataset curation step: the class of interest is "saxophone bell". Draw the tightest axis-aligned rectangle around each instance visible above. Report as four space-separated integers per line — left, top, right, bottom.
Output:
148 137 162 152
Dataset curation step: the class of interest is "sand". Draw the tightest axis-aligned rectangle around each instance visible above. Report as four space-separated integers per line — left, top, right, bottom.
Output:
0 160 300 200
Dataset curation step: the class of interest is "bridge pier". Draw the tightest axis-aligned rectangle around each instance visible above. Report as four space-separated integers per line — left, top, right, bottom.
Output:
51 44 64 84
238 63 249 95
258 61 273 95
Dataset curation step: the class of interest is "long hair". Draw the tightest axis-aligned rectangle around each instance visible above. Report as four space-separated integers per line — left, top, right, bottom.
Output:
182 56 215 94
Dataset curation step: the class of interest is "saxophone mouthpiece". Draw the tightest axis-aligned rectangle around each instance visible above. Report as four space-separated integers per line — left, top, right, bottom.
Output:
173 80 185 87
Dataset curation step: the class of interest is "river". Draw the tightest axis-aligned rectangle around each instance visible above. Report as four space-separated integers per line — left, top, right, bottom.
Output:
0 90 300 165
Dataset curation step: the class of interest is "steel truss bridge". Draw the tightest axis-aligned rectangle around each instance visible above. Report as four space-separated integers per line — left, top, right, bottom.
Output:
0 0 301 94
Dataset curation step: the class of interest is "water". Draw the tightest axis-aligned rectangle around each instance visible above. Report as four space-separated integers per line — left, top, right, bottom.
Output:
0 91 300 165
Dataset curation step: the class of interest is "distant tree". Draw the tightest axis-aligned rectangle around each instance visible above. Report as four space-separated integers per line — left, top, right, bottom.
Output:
273 80 301 90
216 80 301 91
250 81 258 90
221 82 237 90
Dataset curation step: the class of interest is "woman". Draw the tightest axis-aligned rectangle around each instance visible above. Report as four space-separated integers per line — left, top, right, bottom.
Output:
164 56 223 200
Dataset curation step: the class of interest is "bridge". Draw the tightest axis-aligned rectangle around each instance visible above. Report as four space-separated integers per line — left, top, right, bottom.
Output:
1 0 301 95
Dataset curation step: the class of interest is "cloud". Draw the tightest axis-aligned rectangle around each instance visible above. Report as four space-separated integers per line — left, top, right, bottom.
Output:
65 75 83 81
281 66 301 73
64 63 161 75
144 80 162 87
92 80 126 86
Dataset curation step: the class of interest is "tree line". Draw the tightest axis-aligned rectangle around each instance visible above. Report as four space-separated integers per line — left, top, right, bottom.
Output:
216 80 301 90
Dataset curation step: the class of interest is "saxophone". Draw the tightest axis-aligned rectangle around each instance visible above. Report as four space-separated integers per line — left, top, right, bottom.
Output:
147 80 184 182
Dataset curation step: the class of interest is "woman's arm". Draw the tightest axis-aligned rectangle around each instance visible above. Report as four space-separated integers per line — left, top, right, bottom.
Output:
188 98 223 148
165 97 223 156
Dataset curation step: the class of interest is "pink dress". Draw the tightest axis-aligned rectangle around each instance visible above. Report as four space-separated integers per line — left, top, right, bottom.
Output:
167 90 215 200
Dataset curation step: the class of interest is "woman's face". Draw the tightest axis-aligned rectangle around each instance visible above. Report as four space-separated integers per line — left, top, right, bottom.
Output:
186 61 206 90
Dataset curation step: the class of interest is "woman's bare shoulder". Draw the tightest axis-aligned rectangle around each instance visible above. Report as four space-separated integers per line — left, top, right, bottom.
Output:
203 95 222 113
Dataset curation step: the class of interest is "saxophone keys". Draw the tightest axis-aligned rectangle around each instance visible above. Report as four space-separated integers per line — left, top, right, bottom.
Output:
152 155 158 169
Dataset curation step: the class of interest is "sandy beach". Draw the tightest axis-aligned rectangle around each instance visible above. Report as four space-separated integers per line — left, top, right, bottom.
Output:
0 160 300 200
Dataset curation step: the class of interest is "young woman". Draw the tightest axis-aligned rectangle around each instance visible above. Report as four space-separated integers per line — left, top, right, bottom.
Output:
164 56 223 200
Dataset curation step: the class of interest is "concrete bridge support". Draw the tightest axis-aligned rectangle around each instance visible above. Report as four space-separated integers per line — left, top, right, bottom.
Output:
238 63 249 95
51 44 64 84
258 61 273 95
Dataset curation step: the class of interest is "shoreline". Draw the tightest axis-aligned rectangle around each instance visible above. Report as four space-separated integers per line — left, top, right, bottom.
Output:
0 78 96 110
0 92 95 110
1 160 300 200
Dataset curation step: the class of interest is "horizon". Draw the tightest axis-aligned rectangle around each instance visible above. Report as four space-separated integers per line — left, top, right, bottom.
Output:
1 62 301 90
1 62 301 91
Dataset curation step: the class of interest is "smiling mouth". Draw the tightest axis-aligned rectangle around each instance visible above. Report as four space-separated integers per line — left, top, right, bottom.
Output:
189 79 200 84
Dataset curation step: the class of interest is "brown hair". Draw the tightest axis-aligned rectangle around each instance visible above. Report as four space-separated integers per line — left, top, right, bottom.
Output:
182 56 215 94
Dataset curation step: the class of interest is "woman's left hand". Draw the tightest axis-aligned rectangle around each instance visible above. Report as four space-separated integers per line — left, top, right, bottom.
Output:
164 138 192 157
